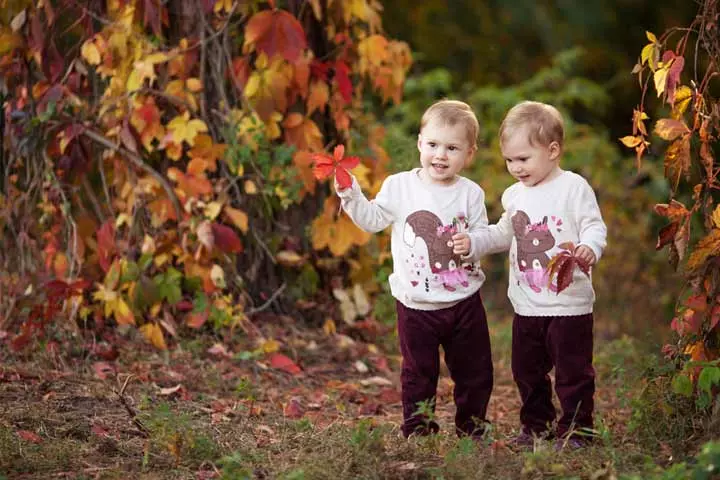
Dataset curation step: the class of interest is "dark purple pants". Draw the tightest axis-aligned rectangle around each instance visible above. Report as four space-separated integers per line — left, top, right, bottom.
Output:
396 293 493 438
512 313 595 438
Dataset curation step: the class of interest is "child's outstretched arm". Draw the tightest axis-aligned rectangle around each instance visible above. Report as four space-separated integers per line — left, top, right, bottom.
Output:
575 180 607 266
336 175 395 233
459 188 514 262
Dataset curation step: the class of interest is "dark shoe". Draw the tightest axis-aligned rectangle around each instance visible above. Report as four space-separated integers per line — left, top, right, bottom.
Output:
554 436 589 451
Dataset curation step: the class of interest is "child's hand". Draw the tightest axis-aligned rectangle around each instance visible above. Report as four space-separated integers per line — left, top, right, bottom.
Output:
451 233 471 256
574 245 596 266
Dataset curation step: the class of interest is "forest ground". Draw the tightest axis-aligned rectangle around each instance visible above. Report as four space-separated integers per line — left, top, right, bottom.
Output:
0 312 666 479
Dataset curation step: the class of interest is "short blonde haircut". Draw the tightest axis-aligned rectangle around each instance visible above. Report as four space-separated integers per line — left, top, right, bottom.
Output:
420 99 479 148
499 101 564 148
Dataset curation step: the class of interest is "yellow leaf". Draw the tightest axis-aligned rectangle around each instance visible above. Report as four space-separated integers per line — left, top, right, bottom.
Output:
210 264 226 288
126 68 142 92
81 40 101 65
140 323 167 350
654 66 669 97
619 136 642 148
351 163 371 189
687 229 720 272
646 31 658 43
260 338 280 353
244 180 258 195
672 85 692 117
168 112 208 146
186 77 203 92
323 318 336 336
114 298 135 326
712 205 720 229
224 206 249 233
204 201 223 220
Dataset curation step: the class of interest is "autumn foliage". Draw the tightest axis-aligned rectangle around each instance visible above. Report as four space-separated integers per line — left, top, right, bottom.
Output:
0 0 411 351
624 0 720 405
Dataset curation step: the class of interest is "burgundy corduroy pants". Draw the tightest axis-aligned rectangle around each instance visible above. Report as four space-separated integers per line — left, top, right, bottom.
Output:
511 313 595 438
396 293 493 438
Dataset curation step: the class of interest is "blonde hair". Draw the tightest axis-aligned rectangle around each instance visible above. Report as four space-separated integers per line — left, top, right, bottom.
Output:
499 101 564 148
420 99 479 148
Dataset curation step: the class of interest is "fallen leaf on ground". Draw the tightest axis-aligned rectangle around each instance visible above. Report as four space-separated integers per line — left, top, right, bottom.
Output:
359 376 393 387
269 352 302 375
16 430 42 443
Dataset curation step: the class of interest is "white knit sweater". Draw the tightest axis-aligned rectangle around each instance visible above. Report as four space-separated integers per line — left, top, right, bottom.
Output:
468 170 607 316
337 168 488 311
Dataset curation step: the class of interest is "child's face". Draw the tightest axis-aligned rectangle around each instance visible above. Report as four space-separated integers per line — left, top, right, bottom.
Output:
417 119 476 186
501 128 561 187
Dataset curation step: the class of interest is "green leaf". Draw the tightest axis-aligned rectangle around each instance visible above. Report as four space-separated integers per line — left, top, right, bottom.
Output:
698 366 720 393
121 261 140 283
672 373 693 397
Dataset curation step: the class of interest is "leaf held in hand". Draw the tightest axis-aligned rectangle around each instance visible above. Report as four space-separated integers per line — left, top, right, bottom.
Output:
311 144 360 189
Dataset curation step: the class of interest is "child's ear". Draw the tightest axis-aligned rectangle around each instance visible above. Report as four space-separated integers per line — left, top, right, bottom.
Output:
548 141 561 161
417 134 423 153
464 145 477 167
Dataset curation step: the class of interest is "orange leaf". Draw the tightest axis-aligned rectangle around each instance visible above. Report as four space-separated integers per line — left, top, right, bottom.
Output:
244 9 307 63
224 206 249 234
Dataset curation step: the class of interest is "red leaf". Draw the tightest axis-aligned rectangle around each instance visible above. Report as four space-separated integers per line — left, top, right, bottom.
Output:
245 10 307 63
93 361 116 380
312 156 334 180
97 220 116 272
211 223 243 253
710 305 720 330
656 222 679 250
338 155 360 171
17 430 42 443
335 166 354 189
311 145 358 189
554 255 575 294
334 60 352 103
283 397 305 418
186 310 208 329
269 352 302 375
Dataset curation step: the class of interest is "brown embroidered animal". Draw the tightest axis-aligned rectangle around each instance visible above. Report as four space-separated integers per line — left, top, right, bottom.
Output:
512 210 556 292
404 210 460 273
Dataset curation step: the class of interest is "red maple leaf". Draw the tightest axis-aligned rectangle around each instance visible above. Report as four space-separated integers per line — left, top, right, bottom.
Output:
311 145 360 190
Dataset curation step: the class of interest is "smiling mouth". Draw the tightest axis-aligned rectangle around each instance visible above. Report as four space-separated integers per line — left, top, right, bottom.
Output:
432 163 448 170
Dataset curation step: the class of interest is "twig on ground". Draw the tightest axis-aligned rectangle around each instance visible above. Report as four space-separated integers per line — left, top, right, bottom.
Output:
246 282 286 316
114 374 150 438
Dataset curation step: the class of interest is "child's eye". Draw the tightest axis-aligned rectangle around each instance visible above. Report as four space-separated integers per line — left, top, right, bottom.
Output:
428 142 436 147
448 146 457 151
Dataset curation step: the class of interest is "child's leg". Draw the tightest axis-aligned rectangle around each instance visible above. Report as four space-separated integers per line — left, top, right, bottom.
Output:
547 314 595 439
396 301 442 437
512 314 556 436
443 293 493 438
